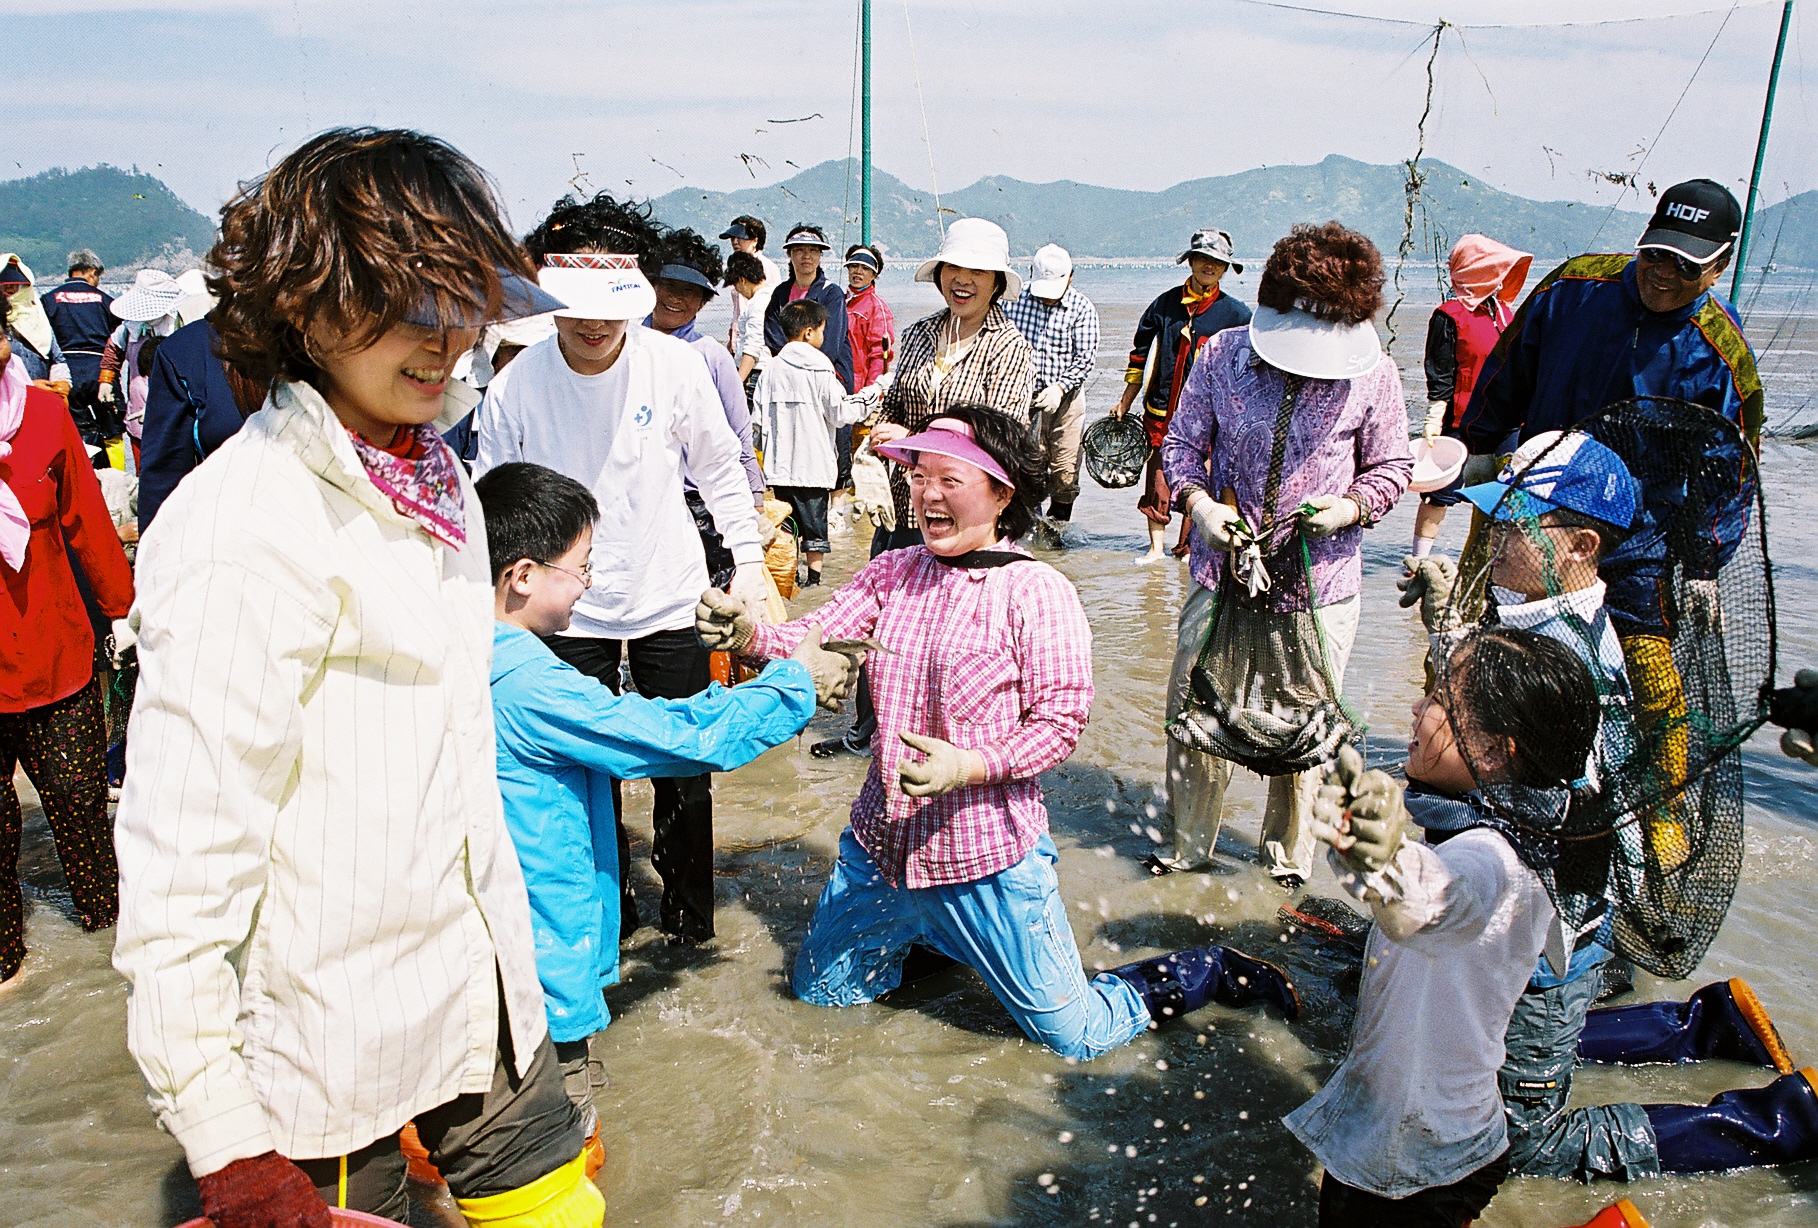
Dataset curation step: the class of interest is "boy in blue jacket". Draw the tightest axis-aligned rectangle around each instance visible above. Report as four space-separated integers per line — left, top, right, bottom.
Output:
475 461 856 1166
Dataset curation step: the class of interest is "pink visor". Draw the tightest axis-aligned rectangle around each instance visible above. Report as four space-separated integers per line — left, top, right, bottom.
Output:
874 418 1014 488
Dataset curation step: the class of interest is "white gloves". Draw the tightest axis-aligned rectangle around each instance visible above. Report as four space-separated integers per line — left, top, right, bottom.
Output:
850 440 896 531
1683 578 1723 636
1187 493 1243 551
1422 400 1448 440
789 625 861 712
1034 383 1065 414
695 588 756 654
728 562 771 617
108 616 137 669
97 381 116 405
897 731 982 798
1310 745 1412 875
1298 495 1361 538
1397 554 1458 632
1781 669 1818 767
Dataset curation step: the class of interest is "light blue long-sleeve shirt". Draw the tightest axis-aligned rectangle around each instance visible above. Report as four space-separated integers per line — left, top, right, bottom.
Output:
490 622 815 1041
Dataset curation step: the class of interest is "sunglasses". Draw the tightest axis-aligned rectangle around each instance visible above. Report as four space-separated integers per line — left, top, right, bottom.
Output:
1637 247 1709 281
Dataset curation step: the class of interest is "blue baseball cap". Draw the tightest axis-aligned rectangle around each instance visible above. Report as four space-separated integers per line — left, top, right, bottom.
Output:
654 262 719 297
1460 430 1639 529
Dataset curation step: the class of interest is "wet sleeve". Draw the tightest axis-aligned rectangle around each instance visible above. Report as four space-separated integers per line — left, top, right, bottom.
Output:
505 657 815 779
1348 835 1515 951
113 557 334 1176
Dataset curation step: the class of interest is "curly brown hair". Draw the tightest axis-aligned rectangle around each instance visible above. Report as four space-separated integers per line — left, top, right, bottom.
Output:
208 127 535 386
1255 221 1385 326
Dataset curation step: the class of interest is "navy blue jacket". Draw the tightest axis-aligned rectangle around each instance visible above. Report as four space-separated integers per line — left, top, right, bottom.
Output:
41 279 115 385
1128 284 1252 415
139 320 254 529
764 271 853 390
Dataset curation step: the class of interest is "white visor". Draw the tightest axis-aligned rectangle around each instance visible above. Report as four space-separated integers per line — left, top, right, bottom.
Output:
537 254 656 322
1247 304 1383 381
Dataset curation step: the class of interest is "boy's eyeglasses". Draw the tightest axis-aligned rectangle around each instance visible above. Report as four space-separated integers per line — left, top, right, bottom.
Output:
534 559 593 585
1637 247 1708 281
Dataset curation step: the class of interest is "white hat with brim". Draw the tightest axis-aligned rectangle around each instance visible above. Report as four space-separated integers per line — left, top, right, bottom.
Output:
537 256 655 322
173 268 216 323
914 218 1022 301
1247 304 1383 381
112 269 186 323
1026 243 1072 298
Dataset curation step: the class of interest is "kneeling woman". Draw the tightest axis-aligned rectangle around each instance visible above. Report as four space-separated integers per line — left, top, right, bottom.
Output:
697 405 1297 1059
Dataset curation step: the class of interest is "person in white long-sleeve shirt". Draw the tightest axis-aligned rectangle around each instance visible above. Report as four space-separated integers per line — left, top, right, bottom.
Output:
112 128 604 1228
1284 626 1602 1227
476 191 767 945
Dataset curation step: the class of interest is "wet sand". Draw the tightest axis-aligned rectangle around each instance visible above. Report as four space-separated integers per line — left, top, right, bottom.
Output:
3 279 1816 1226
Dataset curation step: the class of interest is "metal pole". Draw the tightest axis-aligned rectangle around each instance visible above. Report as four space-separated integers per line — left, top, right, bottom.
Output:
1733 0 1794 302
862 0 873 245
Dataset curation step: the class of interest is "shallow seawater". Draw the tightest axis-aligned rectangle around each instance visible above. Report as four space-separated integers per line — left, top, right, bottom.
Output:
3 278 1816 1226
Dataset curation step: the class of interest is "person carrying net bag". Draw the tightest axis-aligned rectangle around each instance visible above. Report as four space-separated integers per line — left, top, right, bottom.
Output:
1150 223 1412 889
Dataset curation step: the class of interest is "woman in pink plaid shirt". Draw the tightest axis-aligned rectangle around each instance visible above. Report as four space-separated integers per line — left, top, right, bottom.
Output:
697 405 1300 1059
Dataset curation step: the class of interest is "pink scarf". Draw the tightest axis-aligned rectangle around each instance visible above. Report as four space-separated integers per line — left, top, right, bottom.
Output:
344 423 468 549
0 355 30 571
1448 234 1534 312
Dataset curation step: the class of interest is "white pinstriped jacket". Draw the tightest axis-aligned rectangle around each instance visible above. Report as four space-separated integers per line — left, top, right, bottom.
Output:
113 379 546 1175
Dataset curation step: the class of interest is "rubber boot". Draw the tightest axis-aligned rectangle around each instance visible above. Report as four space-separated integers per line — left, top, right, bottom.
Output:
455 1149 605 1227
399 1121 445 1187
1108 945 1301 1023
1047 500 1073 523
1579 978 1794 1073
1646 1067 1818 1173
1564 1199 1651 1228
582 1125 605 1180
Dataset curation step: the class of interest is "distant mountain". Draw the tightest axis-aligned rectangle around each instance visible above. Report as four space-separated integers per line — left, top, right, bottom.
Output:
651 154 1661 265
0 165 216 277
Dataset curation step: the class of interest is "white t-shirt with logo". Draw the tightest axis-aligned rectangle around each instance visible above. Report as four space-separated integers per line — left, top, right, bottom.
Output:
475 325 763 639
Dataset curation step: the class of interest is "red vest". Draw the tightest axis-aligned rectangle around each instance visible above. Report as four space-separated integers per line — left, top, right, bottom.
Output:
1438 297 1513 426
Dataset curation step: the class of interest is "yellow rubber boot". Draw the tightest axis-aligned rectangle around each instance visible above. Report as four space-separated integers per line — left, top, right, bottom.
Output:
455 1151 604 1228
1566 1199 1651 1228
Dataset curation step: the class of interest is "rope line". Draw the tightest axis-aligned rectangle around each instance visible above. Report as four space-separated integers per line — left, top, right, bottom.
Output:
842 0 862 255
1230 0 1778 29
901 0 946 237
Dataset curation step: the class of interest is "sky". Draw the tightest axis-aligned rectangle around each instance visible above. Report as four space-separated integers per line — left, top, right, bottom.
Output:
5 0 1816 232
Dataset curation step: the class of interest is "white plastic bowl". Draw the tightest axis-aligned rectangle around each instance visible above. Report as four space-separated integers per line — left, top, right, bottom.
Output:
1409 435 1468 493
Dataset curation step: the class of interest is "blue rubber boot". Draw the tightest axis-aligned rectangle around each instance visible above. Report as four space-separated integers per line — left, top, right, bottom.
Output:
1108 945 1300 1024
1647 1068 1818 1173
1579 978 1794 1073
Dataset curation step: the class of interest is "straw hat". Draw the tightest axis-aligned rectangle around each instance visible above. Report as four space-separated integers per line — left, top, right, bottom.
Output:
914 219 1022 300
111 269 186 323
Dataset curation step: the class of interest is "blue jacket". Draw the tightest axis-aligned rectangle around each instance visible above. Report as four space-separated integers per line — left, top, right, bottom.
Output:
1452 256 1762 636
40 279 114 384
138 320 253 528
764 271 853 390
489 623 815 1041
1454 254 1762 452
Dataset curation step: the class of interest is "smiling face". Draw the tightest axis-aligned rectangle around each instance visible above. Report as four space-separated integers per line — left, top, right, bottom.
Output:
909 450 1013 556
650 277 711 334
498 525 594 636
1635 247 1724 313
938 263 996 326
847 263 877 293
787 244 823 285
1406 690 1479 794
1185 253 1228 293
310 321 479 442
555 316 628 376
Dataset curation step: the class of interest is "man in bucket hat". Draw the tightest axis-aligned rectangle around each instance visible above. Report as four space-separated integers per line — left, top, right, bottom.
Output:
1111 227 1252 562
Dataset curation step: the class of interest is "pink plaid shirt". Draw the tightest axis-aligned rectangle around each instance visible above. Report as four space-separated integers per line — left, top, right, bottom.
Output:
747 544 1094 888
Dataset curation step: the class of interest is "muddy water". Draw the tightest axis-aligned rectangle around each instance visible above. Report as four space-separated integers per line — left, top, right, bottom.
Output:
4 269 1816 1227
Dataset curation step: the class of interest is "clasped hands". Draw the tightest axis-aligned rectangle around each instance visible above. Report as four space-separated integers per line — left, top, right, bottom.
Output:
1309 745 1412 877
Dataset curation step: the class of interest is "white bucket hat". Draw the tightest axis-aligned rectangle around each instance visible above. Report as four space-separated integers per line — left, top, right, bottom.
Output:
1248 300 1383 381
111 268 186 323
914 218 1022 300
537 253 656 322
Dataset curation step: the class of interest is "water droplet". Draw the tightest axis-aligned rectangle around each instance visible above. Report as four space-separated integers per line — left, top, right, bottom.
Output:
1058 1131 1075 1143
1124 1145 1138 1158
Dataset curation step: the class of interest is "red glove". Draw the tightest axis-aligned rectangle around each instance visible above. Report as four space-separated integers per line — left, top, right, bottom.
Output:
195 1152 332 1228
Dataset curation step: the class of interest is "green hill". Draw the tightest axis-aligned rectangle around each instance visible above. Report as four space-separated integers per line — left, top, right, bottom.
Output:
0 165 216 276
650 154 1658 264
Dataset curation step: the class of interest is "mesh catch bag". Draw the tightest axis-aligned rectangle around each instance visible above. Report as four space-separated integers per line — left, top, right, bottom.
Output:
1081 415 1150 489
1438 397 1773 978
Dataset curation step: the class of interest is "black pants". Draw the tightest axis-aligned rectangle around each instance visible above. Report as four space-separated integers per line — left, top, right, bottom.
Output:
835 424 854 490
848 525 923 740
294 993 586 1217
0 677 117 980
683 489 738 590
773 485 831 555
544 629 717 941
1318 1151 1509 1227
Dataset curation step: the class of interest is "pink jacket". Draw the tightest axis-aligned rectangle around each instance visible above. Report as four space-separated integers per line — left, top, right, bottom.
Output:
845 284 896 390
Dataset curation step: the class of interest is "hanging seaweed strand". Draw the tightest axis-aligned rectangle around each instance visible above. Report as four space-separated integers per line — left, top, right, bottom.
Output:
1385 20 1447 353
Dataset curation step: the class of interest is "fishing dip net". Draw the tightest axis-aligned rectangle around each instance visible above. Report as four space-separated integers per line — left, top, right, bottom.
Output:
1438 397 1773 979
1080 414 1149 490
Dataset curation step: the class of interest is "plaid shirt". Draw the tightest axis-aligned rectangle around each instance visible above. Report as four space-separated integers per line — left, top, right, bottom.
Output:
748 545 1093 888
877 306 1036 528
1003 286 1100 392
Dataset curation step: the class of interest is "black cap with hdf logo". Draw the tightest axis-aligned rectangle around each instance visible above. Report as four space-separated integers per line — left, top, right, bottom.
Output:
1637 179 1743 264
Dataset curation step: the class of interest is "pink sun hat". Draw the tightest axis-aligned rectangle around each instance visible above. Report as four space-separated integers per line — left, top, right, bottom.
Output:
873 417 1014 487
